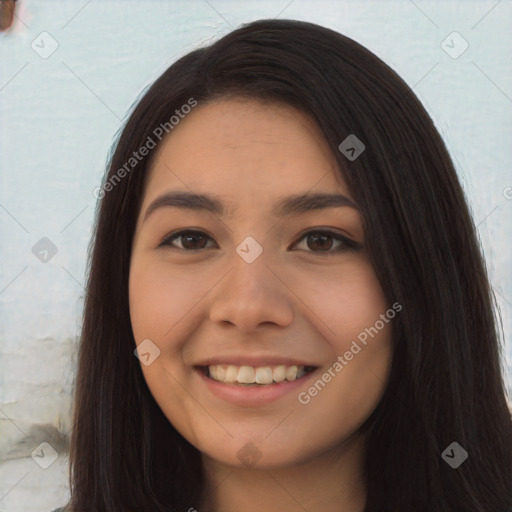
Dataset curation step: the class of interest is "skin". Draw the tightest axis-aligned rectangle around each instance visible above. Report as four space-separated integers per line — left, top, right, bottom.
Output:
129 98 394 512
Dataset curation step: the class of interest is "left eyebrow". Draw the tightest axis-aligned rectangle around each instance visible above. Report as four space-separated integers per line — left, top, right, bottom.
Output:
274 191 359 216
142 190 359 224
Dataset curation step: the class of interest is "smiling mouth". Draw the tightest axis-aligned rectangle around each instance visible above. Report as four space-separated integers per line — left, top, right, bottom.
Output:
196 364 317 386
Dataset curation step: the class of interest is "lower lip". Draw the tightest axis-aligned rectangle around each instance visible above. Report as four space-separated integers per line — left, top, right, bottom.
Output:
195 367 318 407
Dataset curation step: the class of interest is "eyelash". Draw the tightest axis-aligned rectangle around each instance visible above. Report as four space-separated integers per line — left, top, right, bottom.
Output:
158 229 362 255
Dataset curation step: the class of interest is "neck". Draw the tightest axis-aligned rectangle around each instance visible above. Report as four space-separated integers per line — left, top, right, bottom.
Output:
199 432 367 512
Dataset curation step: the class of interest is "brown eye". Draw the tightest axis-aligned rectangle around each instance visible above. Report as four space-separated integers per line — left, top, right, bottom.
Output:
293 230 362 254
305 233 335 251
160 231 215 251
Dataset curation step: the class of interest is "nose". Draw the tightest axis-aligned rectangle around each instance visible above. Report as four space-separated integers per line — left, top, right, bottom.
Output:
208 247 295 333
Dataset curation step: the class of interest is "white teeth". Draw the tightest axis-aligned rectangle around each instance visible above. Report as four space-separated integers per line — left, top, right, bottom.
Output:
224 365 238 383
205 364 313 385
237 366 255 383
255 366 273 384
273 365 287 382
215 365 225 381
286 366 297 381
296 366 307 379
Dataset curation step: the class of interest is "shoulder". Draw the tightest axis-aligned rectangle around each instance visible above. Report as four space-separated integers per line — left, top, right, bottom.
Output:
51 508 65 512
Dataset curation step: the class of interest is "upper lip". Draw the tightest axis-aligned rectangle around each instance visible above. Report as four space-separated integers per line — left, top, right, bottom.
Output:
194 356 318 368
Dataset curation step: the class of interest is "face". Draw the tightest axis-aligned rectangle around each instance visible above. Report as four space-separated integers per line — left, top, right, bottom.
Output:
129 98 394 471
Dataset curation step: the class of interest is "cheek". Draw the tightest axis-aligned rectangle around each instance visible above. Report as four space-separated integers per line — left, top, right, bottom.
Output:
292 258 393 405
128 257 214 441
128 256 217 345
290 257 390 345
292 262 395 436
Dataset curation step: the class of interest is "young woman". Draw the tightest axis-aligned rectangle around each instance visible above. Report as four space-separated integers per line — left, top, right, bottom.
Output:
56 18 512 512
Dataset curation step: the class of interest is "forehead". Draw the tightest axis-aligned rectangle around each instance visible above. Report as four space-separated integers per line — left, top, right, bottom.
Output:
141 98 352 214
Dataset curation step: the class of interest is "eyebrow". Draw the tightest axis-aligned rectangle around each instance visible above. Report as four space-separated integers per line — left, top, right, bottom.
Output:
142 190 358 223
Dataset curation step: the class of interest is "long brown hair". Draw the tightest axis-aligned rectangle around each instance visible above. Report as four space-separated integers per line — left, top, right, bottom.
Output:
64 19 512 512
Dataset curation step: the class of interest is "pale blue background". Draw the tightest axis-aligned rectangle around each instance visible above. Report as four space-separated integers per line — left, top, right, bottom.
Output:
1 1 511 510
